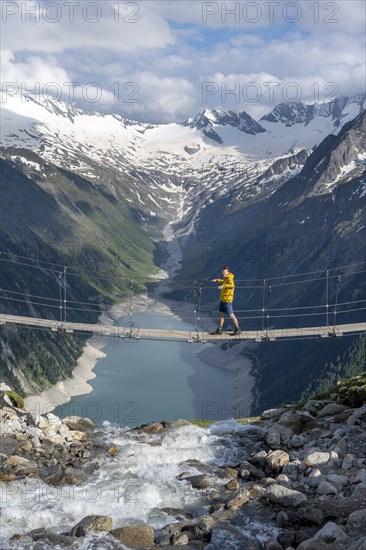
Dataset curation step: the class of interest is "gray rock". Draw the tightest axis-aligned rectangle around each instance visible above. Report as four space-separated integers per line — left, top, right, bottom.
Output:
195 516 216 532
184 474 219 490
142 422 165 434
70 515 113 537
110 524 155 547
63 416 95 432
314 521 349 543
172 532 191 545
351 469 366 484
239 460 265 480
325 473 349 486
276 473 290 484
317 403 348 417
225 488 250 510
290 434 308 448
317 481 338 495
347 509 366 537
270 412 321 443
342 453 356 469
266 485 307 507
276 511 289 528
266 431 281 448
225 479 240 491
304 451 330 467
37 464 63 485
276 530 296 548
266 450 290 472
335 438 347 450
349 537 366 550
161 508 193 521
306 468 323 488
346 406 366 427
296 506 324 526
261 407 288 420
58 468 87 486
26 412 48 429
283 461 300 476
352 481 366 495
46 413 62 426
302 400 332 415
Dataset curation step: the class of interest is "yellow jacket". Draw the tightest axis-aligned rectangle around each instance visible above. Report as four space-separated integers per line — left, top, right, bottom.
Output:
217 273 235 302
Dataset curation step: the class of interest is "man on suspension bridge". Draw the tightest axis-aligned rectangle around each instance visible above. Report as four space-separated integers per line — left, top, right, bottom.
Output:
210 266 241 336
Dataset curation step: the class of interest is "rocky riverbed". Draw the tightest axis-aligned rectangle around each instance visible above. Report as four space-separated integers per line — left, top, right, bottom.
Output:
1 374 366 549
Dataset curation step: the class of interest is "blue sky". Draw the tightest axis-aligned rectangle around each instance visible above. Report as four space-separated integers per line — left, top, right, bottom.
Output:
1 0 365 122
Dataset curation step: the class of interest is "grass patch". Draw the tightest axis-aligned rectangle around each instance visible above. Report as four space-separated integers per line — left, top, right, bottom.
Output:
6 390 25 410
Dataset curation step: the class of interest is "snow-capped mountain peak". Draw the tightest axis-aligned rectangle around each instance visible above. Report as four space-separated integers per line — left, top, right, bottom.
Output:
184 108 265 142
1 90 365 235
261 94 366 128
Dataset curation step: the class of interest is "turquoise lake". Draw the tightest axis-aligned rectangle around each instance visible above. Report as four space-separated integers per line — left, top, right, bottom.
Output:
55 311 235 426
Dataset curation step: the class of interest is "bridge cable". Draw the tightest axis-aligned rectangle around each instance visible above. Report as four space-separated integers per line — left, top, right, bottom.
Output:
333 275 342 332
58 272 63 322
1 250 365 283
261 279 266 333
266 285 272 336
63 266 67 322
129 276 134 337
325 269 329 328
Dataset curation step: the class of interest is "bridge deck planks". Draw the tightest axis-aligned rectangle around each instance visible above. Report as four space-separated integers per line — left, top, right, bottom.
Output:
1 313 365 341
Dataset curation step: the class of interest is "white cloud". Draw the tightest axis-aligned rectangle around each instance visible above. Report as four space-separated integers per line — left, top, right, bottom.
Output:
1 0 174 53
0 0 364 122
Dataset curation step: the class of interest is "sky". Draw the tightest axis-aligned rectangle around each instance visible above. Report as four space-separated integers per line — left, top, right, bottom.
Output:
1 0 365 122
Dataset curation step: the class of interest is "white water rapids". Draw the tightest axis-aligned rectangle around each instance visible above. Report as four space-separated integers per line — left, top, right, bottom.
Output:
0 420 278 549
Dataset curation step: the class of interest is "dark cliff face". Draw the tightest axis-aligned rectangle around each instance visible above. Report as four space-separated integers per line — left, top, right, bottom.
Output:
0 153 157 394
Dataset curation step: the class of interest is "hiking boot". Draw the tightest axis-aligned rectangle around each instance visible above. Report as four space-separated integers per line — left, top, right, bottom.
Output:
210 328 222 335
231 327 241 336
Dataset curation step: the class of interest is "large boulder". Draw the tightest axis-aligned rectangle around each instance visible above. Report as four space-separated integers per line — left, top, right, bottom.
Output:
70 515 113 537
304 451 330 467
347 509 366 537
141 422 164 434
63 416 95 433
270 413 321 442
110 524 155 547
225 488 250 510
266 485 307 507
184 474 219 490
314 521 350 544
58 468 87 486
266 450 289 472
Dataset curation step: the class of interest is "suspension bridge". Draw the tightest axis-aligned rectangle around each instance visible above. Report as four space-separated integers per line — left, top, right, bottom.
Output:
0 252 365 343
0 313 365 342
